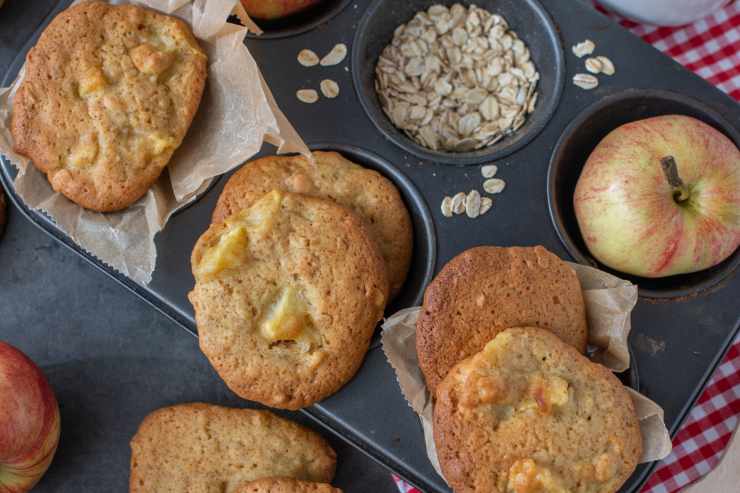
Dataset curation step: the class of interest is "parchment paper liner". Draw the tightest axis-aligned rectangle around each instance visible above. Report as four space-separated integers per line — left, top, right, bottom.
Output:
0 0 308 284
381 262 672 482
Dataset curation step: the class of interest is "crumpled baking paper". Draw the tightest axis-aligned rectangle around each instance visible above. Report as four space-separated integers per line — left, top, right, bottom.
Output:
381 262 672 481
0 0 308 284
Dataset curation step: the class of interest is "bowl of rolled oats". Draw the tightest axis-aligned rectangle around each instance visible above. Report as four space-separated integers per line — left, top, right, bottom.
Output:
352 0 565 165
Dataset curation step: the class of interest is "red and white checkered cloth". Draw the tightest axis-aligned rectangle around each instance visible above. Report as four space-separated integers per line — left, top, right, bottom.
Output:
394 3 740 492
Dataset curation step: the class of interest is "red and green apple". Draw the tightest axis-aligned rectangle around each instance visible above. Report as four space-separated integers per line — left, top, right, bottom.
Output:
240 0 323 20
0 342 60 493
574 114 740 278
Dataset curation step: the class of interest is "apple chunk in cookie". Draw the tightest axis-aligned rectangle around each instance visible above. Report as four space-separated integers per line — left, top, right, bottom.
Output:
574 115 740 278
189 191 388 410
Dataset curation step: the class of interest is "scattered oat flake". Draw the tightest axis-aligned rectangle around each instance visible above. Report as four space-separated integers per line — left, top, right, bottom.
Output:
441 196 453 217
480 197 493 215
483 178 506 194
465 190 482 218
572 39 595 58
451 192 466 215
320 79 340 98
297 49 319 67
597 56 615 76
584 57 602 74
481 164 498 178
296 89 319 103
320 43 348 66
573 73 598 90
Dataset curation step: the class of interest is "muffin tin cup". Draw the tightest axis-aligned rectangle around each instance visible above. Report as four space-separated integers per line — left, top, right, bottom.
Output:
308 142 438 314
351 0 566 166
244 0 352 39
547 89 740 301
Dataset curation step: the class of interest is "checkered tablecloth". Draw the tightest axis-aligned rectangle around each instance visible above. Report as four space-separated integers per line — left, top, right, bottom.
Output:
394 3 740 492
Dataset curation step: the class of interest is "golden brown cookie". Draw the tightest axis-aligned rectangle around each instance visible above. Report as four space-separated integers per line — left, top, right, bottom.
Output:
11 1 207 212
189 190 388 410
235 478 342 493
212 151 413 298
434 327 642 493
416 245 588 392
129 403 336 493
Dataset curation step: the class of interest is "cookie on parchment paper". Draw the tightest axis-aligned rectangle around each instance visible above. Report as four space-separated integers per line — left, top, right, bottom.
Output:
11 1 207 212
212 151 412 299
235 478 342 493
129 403 336 493
189 190 388 410
416 245 588 392
434 327 642 493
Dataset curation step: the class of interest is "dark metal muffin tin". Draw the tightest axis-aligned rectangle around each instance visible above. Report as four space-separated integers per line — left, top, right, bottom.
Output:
2 1 739 492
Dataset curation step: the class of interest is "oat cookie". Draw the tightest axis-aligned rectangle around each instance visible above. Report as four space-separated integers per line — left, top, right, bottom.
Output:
434 327 642 493
416 246 588 392
129 403 336 493
235 478 342 493
11 1 207 212
212 151 412 299
190 191 388 409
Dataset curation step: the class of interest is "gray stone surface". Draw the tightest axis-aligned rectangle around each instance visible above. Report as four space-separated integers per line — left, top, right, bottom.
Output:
0 1 397 491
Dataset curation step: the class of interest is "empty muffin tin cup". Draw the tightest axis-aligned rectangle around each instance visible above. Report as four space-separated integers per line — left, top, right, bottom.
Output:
352 0 565 165
547 89 740 300
309 143 437 314
244 0 352 39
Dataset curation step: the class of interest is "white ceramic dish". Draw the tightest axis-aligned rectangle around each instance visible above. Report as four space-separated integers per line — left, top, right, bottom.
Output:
598 0 729 26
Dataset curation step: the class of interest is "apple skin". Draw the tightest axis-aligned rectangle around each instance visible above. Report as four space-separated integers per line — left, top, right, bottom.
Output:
0 342 60 493
240 0 323 20
574 115 740 278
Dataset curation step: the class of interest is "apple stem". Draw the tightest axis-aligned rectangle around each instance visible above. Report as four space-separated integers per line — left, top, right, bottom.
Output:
660 156 690 203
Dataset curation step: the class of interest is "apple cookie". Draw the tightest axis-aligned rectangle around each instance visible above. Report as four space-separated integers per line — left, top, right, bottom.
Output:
235 478 342 493
189 190 388 409
434 327 642 493
416 245 588 392
129 403 336 493
212 151 413 299
11 1 207 212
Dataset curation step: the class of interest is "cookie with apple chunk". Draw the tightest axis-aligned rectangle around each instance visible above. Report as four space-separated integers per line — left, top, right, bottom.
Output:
434 327 642 493
235 478 342 493
416 245 588 393
213 151 412 299
129 403 336 493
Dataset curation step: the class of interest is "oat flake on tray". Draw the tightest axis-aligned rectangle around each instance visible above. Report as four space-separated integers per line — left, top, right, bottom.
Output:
0 0 309 285
375 3 540 152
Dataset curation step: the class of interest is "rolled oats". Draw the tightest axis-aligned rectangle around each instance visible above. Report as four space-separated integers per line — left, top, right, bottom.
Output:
297 49 319 67
374 4 540 152
441 196 453 217
296 89 319 103
451 191 466 214
573 73 599 90
597 56 615 76
320 43 348 66
320 79 340 98
465 189 482 218
483 178 506 194
572 39 595 58
480 196 493 215
585 57 602 74
481 164 498 178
